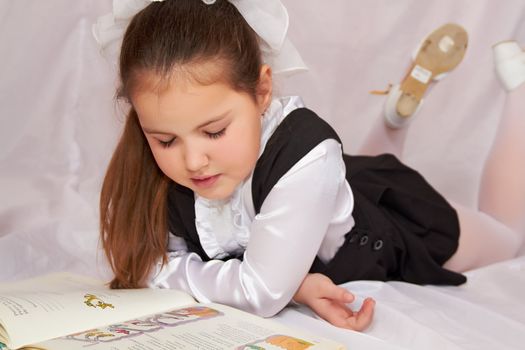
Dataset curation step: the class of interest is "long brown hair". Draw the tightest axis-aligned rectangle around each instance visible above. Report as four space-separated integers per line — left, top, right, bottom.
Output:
100 0 263 288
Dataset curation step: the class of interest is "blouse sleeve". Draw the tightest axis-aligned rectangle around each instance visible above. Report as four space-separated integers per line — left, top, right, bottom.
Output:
149 139 348 317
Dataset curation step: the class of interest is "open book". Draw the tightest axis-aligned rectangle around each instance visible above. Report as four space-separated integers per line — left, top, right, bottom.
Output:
0 273 345 349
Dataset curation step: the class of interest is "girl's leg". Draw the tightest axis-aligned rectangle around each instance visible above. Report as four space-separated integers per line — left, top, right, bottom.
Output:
478 84 525 234
361 91 525 272
445 53 525 271
444 201 522 272
360 119 522 272
362 48 525 272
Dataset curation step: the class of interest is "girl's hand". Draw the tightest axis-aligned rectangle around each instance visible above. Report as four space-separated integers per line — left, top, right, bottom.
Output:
293 273 375 331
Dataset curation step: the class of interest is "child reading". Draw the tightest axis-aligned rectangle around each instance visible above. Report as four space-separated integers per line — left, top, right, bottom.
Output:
93 0 525 331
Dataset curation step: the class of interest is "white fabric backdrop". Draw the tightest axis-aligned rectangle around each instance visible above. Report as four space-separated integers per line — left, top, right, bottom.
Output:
1 1 525 349
2 0 524 280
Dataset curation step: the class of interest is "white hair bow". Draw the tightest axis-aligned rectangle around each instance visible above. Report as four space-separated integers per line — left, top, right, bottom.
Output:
92 0 307 76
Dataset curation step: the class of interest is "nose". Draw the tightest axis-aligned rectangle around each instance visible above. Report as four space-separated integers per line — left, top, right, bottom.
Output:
183 143 209 172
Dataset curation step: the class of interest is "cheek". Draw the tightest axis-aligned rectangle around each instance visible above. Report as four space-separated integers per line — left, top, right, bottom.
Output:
216 140 256 164
219 125 260 170
150 148 183 180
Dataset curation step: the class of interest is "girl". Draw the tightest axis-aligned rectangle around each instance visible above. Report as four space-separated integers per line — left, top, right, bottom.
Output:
94 0 525 331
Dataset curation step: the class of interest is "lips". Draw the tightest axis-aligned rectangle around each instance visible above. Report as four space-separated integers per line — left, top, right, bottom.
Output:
191 174 220 188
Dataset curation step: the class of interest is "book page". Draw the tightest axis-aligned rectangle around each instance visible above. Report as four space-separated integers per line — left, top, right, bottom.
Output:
0 273 195 349
33 303 345 350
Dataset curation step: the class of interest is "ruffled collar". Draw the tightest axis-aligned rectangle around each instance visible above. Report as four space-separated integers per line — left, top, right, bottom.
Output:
194 96 304 259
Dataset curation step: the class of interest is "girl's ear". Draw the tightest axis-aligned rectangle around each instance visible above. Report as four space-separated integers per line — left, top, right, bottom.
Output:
256 64 273 113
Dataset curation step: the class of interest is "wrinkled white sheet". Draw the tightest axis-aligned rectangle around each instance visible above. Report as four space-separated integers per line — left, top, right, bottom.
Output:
1 1 524 349
277 256 525 349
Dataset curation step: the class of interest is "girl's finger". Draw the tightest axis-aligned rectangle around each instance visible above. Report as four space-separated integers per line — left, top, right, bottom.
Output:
322 305 355 328
346 297 375 331
320 283 355 303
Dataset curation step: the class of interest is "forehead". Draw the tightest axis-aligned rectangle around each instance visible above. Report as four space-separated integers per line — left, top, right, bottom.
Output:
130 60 232 115
133 80 226 119
130 70 247 133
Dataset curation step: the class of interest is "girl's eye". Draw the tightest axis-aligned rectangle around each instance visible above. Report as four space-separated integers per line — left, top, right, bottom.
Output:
205 128 226 139
158 138 175 148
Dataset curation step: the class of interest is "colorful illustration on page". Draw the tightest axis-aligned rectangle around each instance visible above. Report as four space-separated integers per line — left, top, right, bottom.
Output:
83 294 114 309
239 334 314 350
61 306 223 345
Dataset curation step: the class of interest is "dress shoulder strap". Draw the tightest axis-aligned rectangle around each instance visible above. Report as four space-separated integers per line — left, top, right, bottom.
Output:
251 107 341 214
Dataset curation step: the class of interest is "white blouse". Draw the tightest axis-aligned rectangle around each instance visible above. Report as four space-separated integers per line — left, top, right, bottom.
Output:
150 96 355 317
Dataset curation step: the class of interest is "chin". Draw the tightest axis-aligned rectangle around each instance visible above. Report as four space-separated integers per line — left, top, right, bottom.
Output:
195 187 234 201
189 176 241 200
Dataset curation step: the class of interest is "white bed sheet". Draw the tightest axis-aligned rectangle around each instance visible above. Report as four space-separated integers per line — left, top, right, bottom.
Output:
276 256 525 349
1 1 524 349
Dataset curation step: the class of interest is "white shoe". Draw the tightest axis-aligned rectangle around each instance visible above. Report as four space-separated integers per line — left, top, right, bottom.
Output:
384 23 468 129
493 41 525 91
384 84 424 128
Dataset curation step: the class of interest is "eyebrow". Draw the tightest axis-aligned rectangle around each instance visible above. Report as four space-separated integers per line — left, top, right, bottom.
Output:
142 111 230 135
